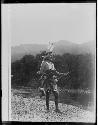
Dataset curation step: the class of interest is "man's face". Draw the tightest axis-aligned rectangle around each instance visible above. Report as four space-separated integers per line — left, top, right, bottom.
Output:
44 52 55 61
49 54 54 61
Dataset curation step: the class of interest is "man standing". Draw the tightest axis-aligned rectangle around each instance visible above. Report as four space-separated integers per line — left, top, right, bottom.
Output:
37 51 65 112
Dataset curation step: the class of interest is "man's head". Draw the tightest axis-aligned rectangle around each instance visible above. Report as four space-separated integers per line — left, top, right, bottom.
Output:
43 52 54 62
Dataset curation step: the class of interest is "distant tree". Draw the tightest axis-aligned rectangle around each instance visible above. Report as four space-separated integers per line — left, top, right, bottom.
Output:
11 52 94 90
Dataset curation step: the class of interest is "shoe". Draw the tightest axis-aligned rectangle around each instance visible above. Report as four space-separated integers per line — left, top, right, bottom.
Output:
54 108 61 113
45 108 49 113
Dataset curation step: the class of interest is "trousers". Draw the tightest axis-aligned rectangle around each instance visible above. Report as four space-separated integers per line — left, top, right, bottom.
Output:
46 87 59 110
39 69 59 109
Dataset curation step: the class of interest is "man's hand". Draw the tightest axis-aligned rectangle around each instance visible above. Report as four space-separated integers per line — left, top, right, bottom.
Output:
59 72 70 78
37 71 40 74
64 72 69 75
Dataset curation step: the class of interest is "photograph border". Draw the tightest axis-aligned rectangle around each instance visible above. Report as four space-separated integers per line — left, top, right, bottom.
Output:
1 1 97 124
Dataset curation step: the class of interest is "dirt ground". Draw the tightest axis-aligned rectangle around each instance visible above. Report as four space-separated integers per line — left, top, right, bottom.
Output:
11 88 95 122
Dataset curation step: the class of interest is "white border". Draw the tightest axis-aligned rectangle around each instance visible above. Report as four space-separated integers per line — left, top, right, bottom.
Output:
2 4 11 121
1 3 96 122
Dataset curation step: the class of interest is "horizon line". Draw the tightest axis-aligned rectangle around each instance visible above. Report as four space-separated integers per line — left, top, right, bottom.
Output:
11 39 95 47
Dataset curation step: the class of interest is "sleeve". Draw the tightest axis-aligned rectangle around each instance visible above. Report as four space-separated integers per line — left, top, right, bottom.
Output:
40 61 44 74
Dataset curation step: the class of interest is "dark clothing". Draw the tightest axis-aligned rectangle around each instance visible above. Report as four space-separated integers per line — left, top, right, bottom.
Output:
46 88 59 110
41 69 59 92
42 70 59 110
39 60 61 110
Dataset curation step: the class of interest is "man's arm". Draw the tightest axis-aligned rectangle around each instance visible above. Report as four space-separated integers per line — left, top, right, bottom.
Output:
37 61 44 75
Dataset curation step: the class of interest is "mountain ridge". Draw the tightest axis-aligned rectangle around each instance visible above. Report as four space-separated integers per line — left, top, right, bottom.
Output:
11 40 96 62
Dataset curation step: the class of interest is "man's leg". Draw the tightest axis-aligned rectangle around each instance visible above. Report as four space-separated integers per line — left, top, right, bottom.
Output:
53 90 62 113
46 89 50 110
53 90 59 110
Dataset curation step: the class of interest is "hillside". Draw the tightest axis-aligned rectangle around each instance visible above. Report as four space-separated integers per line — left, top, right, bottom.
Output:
53 40 96 55
11 40 96 62
11 44 47 62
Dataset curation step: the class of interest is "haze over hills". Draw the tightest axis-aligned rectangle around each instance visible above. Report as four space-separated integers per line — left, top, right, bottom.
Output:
11 44 47 62
53 40 96 55
11 40 96 62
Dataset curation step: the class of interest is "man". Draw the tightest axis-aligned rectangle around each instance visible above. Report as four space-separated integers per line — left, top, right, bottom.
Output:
37 52 65 112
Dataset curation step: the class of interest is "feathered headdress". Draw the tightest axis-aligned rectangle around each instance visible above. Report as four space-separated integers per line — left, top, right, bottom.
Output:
42 42 55 59
47 42 54 52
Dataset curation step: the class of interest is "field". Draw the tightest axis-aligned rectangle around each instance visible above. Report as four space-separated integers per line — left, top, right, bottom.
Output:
11 85 95 122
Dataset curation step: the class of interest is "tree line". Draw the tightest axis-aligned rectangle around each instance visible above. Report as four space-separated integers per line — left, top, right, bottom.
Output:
11 51 95 90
